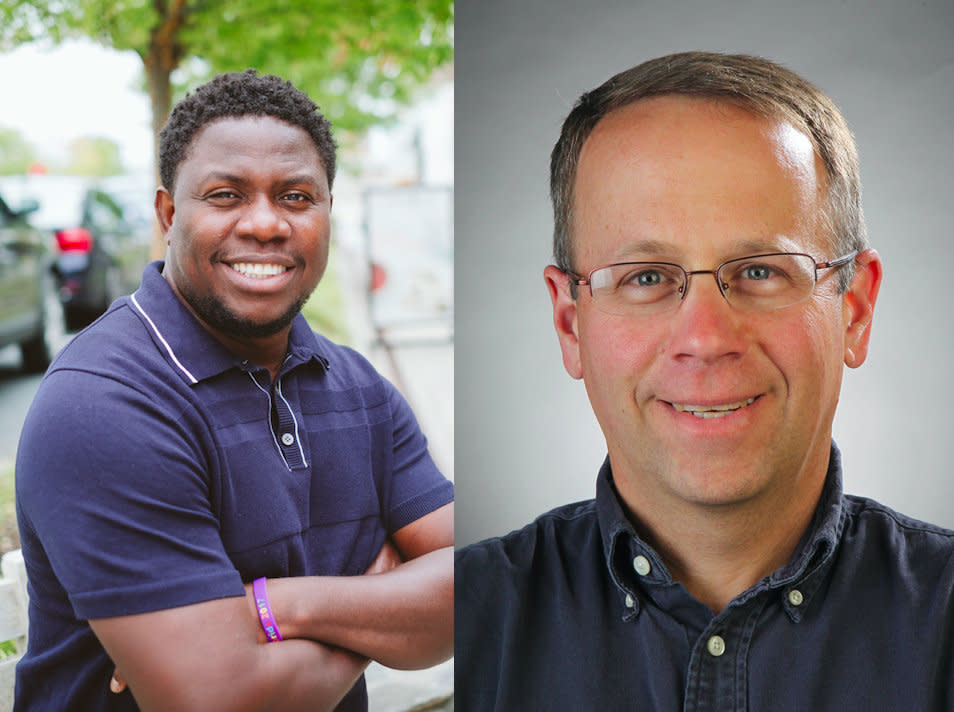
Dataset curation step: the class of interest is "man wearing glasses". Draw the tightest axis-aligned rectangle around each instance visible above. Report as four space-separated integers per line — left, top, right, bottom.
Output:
455 52 954 710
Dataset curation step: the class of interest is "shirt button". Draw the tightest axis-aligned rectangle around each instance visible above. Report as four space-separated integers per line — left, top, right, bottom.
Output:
281 433 295 446
707 635 726 657
788 589 804 606
632 555 651 576
624 594 635 608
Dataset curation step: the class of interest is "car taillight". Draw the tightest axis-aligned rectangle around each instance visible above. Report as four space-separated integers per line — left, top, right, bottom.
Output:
55 227 93 253
370 263 387 292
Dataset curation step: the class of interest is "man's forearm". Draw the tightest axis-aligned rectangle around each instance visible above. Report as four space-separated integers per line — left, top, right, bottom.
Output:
94 595 371 712
263 546 454 670
248 637 371 711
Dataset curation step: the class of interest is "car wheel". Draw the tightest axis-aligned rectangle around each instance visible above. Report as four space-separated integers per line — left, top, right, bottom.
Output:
20 272 67 373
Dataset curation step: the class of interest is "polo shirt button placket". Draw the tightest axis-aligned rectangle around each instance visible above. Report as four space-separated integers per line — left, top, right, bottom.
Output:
270 377 306 469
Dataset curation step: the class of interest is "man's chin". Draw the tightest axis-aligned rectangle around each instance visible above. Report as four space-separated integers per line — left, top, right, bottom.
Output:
221 314 298 339
188 294 307 340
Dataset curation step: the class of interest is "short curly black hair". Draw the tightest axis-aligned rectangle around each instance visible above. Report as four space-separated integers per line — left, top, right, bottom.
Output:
158 69 337 192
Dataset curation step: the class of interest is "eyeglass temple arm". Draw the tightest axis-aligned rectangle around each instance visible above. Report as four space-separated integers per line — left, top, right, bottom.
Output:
817 251 859 269
562 269 590 286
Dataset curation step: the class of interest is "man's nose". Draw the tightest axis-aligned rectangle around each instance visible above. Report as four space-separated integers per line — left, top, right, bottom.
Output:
666 271 747 363
238 195 291 241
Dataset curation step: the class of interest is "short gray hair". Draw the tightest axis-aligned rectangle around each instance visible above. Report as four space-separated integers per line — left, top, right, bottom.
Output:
549 51 867 291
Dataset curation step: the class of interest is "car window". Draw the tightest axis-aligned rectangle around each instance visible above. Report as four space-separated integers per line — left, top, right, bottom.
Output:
86 191 124 233
0 177 87 230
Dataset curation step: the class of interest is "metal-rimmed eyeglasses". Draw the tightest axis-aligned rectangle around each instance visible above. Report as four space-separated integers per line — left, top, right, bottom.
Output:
567 252 858 316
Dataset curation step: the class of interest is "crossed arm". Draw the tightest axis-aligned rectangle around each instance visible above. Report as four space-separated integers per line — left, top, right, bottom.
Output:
91 503 454 712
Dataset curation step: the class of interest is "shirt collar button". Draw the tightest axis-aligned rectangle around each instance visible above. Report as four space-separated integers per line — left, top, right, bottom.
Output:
632 555 651 576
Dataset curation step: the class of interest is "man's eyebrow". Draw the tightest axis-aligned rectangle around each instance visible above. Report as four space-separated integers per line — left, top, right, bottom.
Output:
609 239 673 261
606 235 807 263
196 171 248 186
198 171 247 185
196 173 323 190
733 235 805 254
277 175 323 190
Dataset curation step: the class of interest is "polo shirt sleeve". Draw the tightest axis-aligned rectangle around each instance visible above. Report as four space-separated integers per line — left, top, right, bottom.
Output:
16 369 245 621
378 377 453 533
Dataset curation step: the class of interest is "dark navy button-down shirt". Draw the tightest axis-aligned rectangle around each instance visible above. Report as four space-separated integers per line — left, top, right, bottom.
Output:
17 262 453 711
455 445 954 711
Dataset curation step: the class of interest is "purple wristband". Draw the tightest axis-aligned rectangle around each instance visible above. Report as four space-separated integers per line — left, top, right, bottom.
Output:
252 577 283 642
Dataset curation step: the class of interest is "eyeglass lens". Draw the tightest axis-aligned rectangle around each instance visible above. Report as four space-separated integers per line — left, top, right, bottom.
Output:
588 253 819 315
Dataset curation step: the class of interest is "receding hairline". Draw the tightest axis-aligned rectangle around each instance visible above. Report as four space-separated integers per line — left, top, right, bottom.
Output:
565 92 836 261
550 52 865 295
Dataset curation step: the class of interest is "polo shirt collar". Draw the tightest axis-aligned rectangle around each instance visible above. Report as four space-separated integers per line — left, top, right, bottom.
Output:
598 442 846 621
129 261 330 384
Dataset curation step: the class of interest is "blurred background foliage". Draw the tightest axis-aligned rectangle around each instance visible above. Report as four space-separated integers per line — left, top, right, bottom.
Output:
0 0 454 171
0 129 124 176
0 127 34 175
0 0 454 344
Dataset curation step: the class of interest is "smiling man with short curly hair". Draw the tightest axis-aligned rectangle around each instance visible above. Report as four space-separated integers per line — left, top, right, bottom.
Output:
17 70 453 712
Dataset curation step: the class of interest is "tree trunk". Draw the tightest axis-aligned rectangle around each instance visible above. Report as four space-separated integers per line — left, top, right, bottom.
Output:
144 0 188 259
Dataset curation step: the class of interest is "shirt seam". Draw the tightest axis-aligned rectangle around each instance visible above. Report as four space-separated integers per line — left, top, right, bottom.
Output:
226 513 395 556
845 495 954 538
43 366 198 426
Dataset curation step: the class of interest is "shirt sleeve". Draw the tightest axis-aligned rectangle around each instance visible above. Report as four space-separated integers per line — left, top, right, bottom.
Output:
378 377 453 533
16 369 245 621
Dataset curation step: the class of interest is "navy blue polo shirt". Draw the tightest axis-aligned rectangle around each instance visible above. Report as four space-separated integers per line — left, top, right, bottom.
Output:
455 445 954 711
15 261 453 711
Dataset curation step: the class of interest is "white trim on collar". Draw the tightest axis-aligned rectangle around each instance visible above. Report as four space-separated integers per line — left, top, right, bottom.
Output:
131 292 199 384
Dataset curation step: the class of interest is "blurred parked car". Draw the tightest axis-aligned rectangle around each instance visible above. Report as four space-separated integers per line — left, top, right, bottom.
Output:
99 174 159 236
0 175 152 329
0 189 64 372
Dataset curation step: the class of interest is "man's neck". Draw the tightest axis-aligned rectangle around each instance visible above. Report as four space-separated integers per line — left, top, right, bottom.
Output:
647 500 817 613
617 460 828 614
162 269 292 381
211 328 289 382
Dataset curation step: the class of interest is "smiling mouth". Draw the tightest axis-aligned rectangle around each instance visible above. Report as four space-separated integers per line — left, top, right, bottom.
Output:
670 397 757 419
228 262 290 279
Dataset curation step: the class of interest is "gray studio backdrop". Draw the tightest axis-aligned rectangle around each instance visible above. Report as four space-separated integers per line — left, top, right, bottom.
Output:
455 0 954 546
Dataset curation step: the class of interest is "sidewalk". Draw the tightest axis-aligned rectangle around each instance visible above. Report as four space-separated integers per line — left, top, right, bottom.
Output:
365 661 453 712
336 251 455 712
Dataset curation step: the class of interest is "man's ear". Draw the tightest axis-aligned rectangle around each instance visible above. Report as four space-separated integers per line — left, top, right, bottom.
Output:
843 248 883 368
544 265 583 380
155 187 175 241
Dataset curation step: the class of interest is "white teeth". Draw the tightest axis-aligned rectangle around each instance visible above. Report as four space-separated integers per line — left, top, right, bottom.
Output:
672 398 756 419
230 263 288 279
